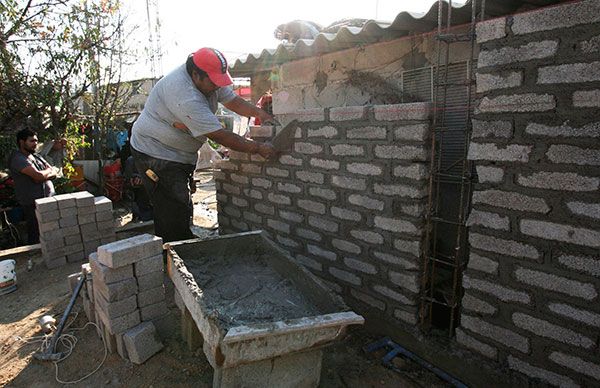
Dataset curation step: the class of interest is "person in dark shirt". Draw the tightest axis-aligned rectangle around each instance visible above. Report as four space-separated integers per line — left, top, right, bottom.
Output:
8 129 57 244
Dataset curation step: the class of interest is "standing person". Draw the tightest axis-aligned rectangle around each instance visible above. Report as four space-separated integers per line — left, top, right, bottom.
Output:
8 129 57 244
131 47 278 242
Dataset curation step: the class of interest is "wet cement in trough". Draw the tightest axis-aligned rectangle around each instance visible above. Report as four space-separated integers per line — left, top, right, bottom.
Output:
185 253 321 329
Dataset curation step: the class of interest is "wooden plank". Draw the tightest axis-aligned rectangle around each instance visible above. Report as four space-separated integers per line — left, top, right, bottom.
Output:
0 244 41 259
116 220 154 233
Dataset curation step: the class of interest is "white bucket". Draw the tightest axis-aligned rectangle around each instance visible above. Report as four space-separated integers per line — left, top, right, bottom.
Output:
0 259 17 295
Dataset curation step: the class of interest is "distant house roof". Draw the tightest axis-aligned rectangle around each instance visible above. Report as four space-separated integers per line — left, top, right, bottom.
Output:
230 0 568 77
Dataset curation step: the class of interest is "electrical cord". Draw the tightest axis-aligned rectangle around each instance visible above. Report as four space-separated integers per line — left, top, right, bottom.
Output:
16 312 108 385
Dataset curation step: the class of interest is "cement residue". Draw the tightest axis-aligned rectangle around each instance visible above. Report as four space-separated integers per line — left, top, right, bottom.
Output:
185 254 321 329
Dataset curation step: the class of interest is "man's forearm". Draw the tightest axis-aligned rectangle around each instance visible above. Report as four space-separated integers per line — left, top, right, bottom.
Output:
41 167 57 180
205 129 259 153
223 96 265 119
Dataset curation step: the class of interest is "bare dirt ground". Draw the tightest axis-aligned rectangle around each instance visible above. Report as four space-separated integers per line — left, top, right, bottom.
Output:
0 254 449 388
0 172 449 387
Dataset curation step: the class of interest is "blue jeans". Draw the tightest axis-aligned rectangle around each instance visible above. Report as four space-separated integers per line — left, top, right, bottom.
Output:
131 148 195 243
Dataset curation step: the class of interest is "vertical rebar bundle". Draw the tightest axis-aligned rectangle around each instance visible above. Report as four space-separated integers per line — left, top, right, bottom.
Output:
419 0 483 336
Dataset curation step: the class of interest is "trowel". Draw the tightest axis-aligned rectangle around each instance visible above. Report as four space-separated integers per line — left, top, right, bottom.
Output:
271 119 299 152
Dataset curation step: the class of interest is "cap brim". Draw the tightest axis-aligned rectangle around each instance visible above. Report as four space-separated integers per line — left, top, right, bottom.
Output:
208 71 233 87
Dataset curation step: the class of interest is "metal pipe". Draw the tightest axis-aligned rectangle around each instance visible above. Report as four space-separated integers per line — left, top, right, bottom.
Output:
35 274 86 361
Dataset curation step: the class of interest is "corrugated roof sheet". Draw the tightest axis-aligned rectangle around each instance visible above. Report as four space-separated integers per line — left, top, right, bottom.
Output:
230 0 568 77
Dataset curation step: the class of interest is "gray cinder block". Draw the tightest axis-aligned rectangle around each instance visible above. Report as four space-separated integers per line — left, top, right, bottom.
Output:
62 225 80 237
134 254 163 277
96 211 113 222
54 193 77 209
96 220 114 231
35 209 60 223
123 322 163 364
35 196 58 212
94 292 138 319
97 234 163 268
71 191 95 208
65 234 83 245
89 253 133 284
59 207 78 218
94 196 113 212
41 238 65 251
77 205 96 215
137 286 165 308
58 216 78 228
78 213 96 225
136 271 164 291
93 276 138 302
97 307 140 335
140 300 168 321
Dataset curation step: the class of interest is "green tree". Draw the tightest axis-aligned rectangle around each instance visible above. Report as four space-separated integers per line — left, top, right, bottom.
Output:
0 0 138 172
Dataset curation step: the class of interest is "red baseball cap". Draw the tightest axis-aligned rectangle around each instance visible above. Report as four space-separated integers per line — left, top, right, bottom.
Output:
192 48 233 87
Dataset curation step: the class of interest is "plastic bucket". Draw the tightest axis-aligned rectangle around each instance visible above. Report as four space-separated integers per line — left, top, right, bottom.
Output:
0 259 17 295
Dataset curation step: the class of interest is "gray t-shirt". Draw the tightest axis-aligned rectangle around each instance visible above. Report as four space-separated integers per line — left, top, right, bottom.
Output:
131 64 236 165
8 150 55 206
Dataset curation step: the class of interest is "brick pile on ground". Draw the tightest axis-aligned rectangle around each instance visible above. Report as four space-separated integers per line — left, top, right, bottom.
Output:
35 192 116 269
87 234 165 363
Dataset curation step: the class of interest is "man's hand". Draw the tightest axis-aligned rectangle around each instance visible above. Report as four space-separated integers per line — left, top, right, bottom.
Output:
256 110 276 125
256 142 279 160
49 167 60 180
223 96 276 124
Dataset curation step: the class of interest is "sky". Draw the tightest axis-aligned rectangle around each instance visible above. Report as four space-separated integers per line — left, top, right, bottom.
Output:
123 0 466 80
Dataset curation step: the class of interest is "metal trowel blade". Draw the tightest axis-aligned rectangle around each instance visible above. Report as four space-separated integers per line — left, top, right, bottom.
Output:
271 120 299 152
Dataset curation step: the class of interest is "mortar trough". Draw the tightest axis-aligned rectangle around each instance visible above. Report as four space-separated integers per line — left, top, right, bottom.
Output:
166 230 364 387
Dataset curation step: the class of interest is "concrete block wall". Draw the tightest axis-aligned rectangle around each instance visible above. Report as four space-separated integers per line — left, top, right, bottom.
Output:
215 102 431 327
459 1 600 386
35 192 116 268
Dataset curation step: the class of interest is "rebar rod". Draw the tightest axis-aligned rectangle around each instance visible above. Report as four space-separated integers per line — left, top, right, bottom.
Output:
419 0 446 329
448 0 479 335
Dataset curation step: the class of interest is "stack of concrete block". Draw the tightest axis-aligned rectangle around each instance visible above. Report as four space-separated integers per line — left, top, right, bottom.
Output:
90 234 165 363
35 192 116 269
